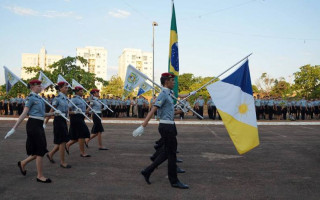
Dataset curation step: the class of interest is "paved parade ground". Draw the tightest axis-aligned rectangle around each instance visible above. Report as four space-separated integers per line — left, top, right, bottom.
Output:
0 119 320 200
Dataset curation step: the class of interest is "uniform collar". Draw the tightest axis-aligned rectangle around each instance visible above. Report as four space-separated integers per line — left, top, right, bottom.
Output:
162 87 172 94
59 92 67 99
30 92 40 98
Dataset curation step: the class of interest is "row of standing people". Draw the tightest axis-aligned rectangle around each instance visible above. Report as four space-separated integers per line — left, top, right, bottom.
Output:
255 96 320 120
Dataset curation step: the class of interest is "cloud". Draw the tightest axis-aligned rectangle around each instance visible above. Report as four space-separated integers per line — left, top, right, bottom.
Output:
108 9 131 18
4 6 82 20
5 6 38 16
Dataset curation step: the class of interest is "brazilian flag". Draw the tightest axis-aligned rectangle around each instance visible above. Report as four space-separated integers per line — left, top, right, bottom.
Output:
168 3 179 99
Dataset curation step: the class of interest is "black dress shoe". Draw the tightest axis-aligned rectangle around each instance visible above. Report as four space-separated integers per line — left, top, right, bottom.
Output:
141 170 151 184
150 156 155 162
176 158 183 163
176 167 186 173
98 147 109 150
17 161 26 176
80 154 91 157
36 178 52 183
60 164 72 169
176 150 180 153
46 154 55 164
171 181 189 189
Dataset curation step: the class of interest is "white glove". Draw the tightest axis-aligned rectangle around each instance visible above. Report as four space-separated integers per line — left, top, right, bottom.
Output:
103 105 108 110
54 110 62 116
4 128 15 139
75 108 82 114
189 91 197 96
132 125 144 137
43 124 46 129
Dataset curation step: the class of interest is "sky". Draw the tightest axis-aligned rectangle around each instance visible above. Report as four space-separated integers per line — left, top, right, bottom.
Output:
0 0 319 86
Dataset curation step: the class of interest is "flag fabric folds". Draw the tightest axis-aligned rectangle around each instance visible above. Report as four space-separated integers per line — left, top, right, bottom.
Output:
57 74 68 84
206 60 259 154
4 66 20 93
123 65 147 99
137 82 153 96
39 71 54 90
168 3 179 99
72 79 85 90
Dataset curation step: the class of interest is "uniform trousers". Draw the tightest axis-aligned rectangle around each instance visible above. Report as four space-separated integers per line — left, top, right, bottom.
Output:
144 123 178 184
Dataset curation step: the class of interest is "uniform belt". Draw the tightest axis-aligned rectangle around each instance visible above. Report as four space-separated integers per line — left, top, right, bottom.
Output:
56 113 67 117
159 120 175 124
29 116 44 120
93 110 101 114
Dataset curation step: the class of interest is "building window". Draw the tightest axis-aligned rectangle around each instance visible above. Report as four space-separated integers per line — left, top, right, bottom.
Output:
132 55 136 60
143 56 147 61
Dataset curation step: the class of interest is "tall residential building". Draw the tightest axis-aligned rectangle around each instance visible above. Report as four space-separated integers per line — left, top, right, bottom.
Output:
118 48 153 81
76 46 107 90
21 47 63 79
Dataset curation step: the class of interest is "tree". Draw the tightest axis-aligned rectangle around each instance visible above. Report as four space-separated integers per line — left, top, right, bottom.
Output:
23 56 108 93
179 73 196 92
270 77 293 98
252 85 259 94
293 65 320 98
255 73 275 96
100 75 124 97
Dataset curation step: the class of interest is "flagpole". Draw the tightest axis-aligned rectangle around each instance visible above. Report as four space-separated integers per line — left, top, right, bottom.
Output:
72 79 113 113
58 75 99 120
136 71 204 119
177 53 253 104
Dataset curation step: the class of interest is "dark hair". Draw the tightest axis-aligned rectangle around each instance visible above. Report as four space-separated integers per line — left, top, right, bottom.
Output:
90 91 95 95
160 76 171 86
27 83 31 89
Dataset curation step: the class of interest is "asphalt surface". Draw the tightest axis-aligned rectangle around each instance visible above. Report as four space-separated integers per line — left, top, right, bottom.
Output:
0 121 320 200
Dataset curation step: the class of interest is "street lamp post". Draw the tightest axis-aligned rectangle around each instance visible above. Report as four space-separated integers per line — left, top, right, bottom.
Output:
152 21 158 96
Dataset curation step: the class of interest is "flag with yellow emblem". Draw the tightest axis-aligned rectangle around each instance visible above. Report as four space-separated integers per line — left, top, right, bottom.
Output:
206 60 259 154
168 2 179 98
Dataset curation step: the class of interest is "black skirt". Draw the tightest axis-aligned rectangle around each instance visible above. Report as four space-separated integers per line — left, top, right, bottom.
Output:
26 118 48 157
91 113 104 134
53 116 69 144
69 114 90 140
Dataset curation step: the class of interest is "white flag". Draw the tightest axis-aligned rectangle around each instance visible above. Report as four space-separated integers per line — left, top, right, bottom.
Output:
122 65 147 99
72 79 86 91
39 71 54 90
4 66 20 93
57 74 72 88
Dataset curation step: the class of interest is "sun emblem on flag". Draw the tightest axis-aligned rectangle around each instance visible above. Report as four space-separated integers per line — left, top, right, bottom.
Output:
238 103 249 115
128 72 138 84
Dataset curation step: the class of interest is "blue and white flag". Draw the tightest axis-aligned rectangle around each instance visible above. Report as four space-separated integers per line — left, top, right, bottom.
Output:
137 82 153 96
122 65 147 99
39 71 54 90
206 60 259 155
4 66 20 93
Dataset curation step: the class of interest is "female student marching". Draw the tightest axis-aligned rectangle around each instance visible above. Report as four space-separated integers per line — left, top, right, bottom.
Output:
85 89 108 150
8 80 58 183
44 81 71 168
65 86 91 157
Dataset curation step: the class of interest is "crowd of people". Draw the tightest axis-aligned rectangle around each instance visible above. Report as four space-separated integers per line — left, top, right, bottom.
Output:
1 93 319 121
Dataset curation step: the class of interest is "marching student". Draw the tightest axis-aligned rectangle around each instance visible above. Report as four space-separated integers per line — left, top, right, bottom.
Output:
44 81 71 168
85 89 109 150
65 86 91 157
8 79 58 183
139 72 195 189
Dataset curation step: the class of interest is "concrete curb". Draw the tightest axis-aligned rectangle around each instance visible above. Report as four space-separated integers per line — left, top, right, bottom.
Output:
1 117 319 125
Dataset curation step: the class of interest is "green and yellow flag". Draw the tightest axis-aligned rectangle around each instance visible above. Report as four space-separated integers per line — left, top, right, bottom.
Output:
168 3 179 98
